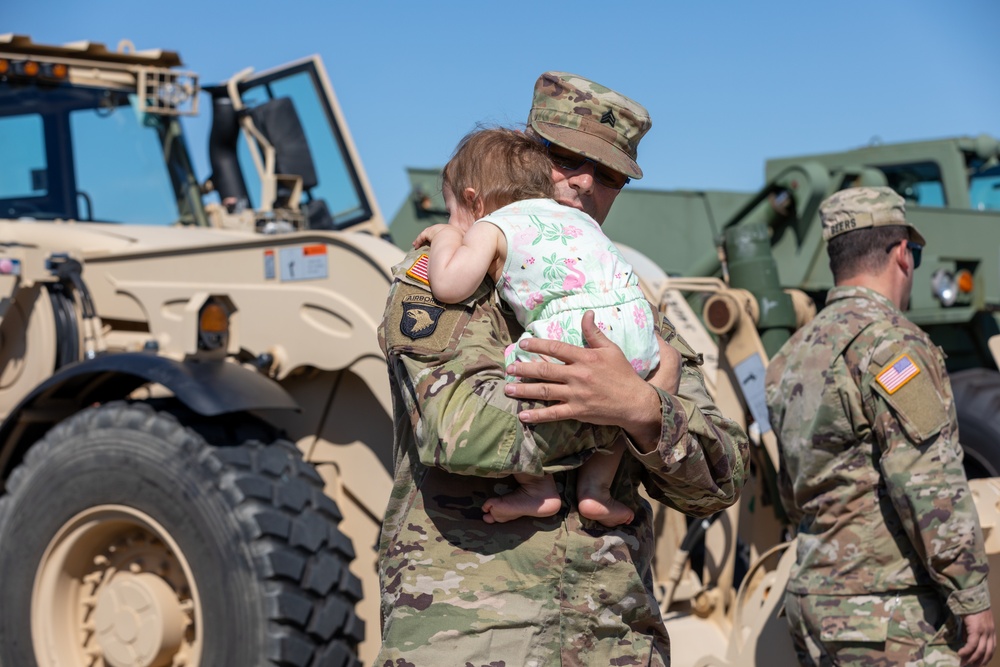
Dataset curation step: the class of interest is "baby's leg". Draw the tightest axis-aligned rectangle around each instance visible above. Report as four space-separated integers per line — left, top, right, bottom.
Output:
483 472 561 524
577 436 634 527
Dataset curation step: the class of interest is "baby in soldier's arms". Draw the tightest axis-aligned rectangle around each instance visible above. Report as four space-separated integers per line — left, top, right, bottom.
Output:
413 127 665 526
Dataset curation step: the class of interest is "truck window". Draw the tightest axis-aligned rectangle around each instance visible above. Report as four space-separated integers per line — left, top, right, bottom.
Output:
970 165 1000 211
876 161 946 208
236 62 372 229
0 114 46 201
70 101 178 225
1 81 201 225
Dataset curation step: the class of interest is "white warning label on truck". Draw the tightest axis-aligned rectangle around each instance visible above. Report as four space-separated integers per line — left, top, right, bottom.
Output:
279 244 328 282
735 352 772 434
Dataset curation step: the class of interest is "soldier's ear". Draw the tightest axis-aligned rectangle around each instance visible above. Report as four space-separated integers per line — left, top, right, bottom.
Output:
889 240 909 273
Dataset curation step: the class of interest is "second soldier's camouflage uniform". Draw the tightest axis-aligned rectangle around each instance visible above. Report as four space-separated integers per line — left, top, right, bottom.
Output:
375 248 749 666
766 284 990 666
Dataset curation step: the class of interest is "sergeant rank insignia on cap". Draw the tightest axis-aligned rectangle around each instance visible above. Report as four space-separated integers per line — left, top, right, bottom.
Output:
876 354 921 394
406 253 430 285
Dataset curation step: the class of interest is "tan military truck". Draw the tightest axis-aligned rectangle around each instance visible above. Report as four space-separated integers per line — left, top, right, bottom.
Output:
0 35 403 666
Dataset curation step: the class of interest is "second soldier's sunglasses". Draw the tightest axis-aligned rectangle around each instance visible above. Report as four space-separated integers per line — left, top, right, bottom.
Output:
542 140 631 190
886 240 923 269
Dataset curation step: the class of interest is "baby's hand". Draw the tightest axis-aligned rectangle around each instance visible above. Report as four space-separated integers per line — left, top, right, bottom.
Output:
648 339 681 395
413 224 451 249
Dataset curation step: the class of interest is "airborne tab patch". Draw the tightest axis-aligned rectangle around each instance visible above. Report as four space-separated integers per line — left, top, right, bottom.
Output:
876 354 921 394
400 294 444 339
406 253 430 285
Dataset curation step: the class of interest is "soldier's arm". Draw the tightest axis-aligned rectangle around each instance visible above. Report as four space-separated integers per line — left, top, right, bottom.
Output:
870 337 991 617
764 355 803 526
380 266 615 478
629 357 751 517
509 311 750 517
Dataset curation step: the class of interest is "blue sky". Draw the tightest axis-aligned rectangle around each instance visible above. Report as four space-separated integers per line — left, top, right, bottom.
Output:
5 1 1000 223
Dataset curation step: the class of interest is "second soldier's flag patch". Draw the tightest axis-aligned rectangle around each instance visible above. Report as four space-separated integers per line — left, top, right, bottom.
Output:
876 354 921 394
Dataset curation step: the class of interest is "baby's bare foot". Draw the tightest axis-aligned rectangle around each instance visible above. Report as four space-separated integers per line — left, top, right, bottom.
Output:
578 496 634 528
482 487 561 524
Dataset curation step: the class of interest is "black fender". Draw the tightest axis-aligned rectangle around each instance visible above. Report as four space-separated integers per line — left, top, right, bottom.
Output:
0 353 299 478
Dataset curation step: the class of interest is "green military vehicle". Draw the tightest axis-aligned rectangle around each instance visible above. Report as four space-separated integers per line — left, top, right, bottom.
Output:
389 133 1000 666
0 35 405 666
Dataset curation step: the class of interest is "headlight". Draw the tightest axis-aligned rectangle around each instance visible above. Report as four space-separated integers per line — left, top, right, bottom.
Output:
932 268 974 307
932 269 958 306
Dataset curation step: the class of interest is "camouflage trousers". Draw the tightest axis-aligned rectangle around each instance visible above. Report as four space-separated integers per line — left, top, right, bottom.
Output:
785 590 961 666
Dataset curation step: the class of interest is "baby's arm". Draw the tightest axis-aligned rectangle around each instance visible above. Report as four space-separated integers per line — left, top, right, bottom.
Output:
427 222 503 304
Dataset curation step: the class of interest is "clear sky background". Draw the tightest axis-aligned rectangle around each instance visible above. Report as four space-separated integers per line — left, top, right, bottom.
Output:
5 1 1000 223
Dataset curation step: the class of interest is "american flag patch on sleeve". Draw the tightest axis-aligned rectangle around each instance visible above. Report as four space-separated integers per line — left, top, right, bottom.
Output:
406 254 430 285
876 354 921 394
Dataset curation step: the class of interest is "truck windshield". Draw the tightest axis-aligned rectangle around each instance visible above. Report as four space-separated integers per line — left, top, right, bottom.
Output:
0 84 204 225
877 161 946 208
970 165 1000 211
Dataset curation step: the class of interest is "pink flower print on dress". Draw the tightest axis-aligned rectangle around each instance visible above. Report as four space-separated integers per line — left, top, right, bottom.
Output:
563 225 582 239
546 321 564 340
630 358 648 375
632 303 648 329
525 292 545 311
514 227 539 270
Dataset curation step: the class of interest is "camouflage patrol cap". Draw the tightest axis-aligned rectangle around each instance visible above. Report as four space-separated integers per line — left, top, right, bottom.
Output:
528 71 651 180
820 186 927 245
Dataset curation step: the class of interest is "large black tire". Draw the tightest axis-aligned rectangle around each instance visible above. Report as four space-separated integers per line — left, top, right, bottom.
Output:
951 368 1000 479
0 401 363 667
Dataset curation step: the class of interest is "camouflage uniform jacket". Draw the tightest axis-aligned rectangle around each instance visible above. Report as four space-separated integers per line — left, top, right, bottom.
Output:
765 285 990 617
375 248 749 667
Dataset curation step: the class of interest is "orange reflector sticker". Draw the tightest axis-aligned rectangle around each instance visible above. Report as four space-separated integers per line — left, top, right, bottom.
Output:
303 244 327 256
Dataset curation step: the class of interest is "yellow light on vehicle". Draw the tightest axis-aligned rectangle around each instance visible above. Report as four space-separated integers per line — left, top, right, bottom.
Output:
199 302 229 333
0 59 9 75
21 60 39 77
957 270 974 294
198 299 230 351
48 63 68 80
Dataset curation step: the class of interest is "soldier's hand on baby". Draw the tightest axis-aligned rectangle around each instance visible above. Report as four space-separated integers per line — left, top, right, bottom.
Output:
505 310 663 449
412 224 453 249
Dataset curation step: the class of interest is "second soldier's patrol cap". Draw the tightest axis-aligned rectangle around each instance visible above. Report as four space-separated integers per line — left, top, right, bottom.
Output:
528 71 651 180
820 186 927 245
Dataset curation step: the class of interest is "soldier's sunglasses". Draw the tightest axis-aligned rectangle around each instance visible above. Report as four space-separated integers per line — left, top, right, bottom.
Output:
886 240 923 269
542 140 631 190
